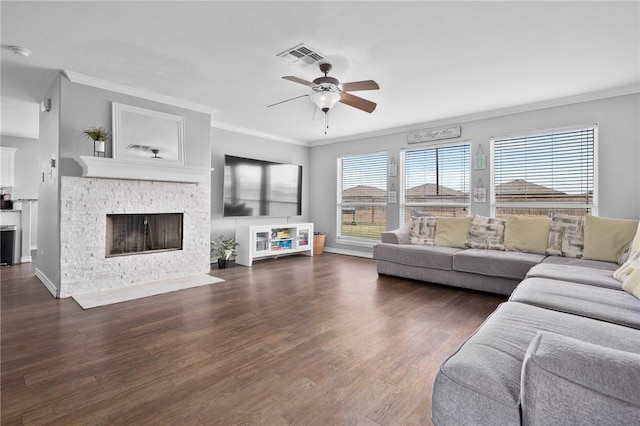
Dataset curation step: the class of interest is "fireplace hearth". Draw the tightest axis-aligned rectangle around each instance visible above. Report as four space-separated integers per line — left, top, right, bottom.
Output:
106 213 183 257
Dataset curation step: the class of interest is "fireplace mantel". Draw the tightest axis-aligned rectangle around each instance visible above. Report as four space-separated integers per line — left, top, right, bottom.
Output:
75 155 212 183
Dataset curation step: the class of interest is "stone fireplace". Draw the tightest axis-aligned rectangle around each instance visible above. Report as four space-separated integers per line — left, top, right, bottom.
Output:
59 176 210 297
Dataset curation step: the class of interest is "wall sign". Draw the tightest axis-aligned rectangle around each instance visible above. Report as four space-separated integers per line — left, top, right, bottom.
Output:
407 126 461 144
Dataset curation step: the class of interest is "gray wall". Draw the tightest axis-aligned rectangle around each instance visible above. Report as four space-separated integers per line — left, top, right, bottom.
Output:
59 78 212 176
36 74 62 291
210 128 310 239
309 93 640 255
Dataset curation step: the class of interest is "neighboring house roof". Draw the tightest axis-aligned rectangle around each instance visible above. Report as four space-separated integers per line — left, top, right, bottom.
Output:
406 183 466 198
342 185 386 202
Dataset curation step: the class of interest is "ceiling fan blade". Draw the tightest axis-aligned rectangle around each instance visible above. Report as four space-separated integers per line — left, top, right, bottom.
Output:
340 92 377 113
340 80 380 92
282 76 318 88
267 93 310 108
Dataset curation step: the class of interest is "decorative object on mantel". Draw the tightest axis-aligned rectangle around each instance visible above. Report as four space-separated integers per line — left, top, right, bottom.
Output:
211 235 240 269
112 102 185 165
82 126 111 157
407 125 461 144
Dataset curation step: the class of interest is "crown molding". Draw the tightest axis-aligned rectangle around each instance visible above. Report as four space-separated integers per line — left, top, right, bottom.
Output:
210 120 308 146
309 84 640 147
62 70 217 116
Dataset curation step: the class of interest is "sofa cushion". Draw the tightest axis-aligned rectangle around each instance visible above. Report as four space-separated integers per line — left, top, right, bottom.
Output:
409 216 437 245
504 215 550 254
372 243 462 271
541 255 618 271
431 302 640 426
510 277 640 329
453 249 544 280
521 332 640 426
526 263 622 290
465 214 506 250
434 217 472 249
546 213 584 258
583 215 638 264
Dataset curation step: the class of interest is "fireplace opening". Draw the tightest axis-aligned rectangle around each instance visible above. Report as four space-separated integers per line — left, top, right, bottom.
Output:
106 213 183 257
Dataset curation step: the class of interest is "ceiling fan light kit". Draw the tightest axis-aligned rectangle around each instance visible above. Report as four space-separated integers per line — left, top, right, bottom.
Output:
311 90 341 113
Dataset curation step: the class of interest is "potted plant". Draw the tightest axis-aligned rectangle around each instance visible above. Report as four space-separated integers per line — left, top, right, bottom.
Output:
82 126 111 157
210 235 239 269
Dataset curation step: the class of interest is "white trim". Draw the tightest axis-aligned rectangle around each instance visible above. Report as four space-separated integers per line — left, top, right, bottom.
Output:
20 256 32 263
75 155 212 183
211 120 307 146
323 247 373 259
310 84 639 147
35 268 59 298
63 70 217 115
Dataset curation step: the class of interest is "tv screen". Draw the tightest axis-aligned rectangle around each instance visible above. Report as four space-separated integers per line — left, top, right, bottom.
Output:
223 155 302 217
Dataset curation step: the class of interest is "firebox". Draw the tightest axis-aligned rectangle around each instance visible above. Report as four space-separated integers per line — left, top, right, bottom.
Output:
106 213 183 257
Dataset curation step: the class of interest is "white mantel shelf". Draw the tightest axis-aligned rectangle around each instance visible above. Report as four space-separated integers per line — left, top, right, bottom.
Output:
75 156 212 184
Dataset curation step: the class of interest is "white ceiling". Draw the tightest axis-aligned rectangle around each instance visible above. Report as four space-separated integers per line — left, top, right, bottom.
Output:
2 1 639 145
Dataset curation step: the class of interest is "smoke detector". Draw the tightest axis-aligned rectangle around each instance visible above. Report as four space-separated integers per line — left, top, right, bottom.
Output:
277 43 324 66
9 46 31 57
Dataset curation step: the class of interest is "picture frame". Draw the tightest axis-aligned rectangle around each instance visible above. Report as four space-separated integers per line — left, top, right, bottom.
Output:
112 103 185 164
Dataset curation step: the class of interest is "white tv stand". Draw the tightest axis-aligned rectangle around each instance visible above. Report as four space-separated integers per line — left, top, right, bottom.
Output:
235 222 314 266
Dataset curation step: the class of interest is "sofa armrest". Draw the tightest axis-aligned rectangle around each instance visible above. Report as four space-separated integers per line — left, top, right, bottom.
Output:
521 331 640 426
381 223 411 244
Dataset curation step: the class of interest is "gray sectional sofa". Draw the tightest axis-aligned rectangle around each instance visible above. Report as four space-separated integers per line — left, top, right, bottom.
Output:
373 223 640 426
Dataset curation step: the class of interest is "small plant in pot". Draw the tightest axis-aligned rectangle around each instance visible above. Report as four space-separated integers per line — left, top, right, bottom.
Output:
82 126 111 157
211 235 239 269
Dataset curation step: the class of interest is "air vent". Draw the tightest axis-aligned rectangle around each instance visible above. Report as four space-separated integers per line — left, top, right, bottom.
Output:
277 43 324 66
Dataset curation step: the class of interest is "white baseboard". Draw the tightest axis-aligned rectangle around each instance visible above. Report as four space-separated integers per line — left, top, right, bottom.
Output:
323 247 373 259
20 256 32 263
34 268 60 298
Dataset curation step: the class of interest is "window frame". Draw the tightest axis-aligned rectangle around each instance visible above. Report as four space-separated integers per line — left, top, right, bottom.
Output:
490 124 599 217
400 141 471 225
336 151 388 246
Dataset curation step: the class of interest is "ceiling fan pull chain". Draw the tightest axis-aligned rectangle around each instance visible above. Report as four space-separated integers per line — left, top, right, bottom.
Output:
325 112 329 135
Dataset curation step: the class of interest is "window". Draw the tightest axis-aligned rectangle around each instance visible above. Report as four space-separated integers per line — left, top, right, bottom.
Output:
401 143 470 223
492 125 597 217
337 152 387 241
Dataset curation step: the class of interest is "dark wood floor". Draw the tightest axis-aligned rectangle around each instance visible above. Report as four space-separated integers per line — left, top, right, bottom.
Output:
1 254 506 425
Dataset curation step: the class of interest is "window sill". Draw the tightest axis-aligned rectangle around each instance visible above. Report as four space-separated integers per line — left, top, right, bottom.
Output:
335 236 380 248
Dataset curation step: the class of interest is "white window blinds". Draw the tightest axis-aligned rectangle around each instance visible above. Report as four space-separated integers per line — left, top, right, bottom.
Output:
340 152 388 203
493 127 596 208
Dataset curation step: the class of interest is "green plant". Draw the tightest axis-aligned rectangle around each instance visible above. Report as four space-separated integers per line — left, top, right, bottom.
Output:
210 235 239 261
82 126 111 142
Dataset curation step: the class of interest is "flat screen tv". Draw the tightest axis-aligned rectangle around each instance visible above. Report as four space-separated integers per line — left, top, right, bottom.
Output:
223 155 302 217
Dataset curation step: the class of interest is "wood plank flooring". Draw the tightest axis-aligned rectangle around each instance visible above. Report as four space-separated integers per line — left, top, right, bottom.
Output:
1 254 506 425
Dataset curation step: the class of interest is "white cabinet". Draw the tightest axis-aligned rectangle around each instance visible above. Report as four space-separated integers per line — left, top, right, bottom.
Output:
236 222 313 266
0 147 17 187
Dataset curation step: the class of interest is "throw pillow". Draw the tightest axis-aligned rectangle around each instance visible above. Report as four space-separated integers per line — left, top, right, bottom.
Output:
622 268 640 299
614 250 640 299
504 215 551 254
582 215 638 264
546 214 584 258
434 217 472 249
613 249 640 282
630 222 640 256
465 214 506 250
409 216 437 245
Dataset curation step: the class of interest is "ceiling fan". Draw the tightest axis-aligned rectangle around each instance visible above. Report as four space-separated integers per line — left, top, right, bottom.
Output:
270 63 380 116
